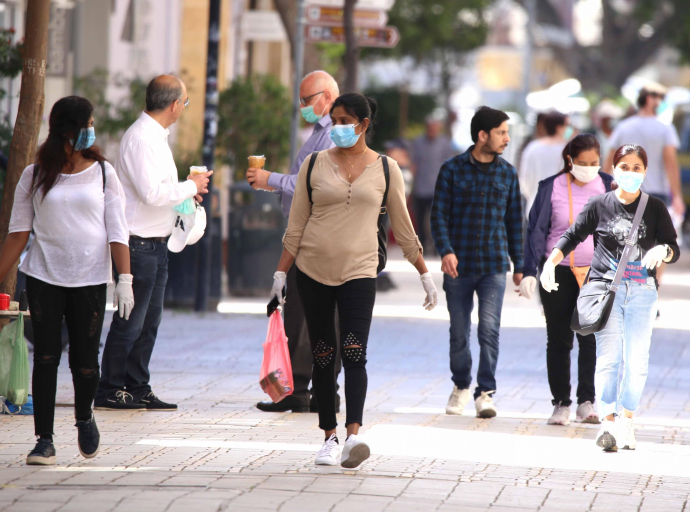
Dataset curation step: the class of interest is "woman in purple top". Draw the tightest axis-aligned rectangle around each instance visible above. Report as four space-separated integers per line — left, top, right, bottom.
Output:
520 134 613 426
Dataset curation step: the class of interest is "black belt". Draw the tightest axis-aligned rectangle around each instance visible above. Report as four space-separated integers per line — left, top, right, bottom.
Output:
131 235 168 243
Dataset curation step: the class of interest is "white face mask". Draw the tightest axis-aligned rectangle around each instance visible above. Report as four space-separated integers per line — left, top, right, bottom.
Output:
570 164 600 183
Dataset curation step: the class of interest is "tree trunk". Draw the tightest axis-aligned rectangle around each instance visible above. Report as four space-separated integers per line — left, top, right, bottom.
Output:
343 0 359 93
0 0 51 299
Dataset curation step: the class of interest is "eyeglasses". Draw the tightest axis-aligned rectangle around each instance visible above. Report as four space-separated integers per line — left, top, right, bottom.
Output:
299 91 324 107
183 97 190 107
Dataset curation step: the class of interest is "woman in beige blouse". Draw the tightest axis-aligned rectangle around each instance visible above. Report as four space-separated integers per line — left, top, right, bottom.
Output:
270 93 438 469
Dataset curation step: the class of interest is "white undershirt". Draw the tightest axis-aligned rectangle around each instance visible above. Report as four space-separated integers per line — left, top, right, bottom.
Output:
9 162 129 287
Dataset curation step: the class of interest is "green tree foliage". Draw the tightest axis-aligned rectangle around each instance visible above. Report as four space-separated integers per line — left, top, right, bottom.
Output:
0 28 23 156
366 0 491 104
73 69 147 145
216 75 291 181
363 87 436 150
522 0 690 91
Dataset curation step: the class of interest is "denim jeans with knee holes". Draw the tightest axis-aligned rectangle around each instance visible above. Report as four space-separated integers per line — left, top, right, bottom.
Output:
26 276 106 437
594 280 658 417
295 267 376 431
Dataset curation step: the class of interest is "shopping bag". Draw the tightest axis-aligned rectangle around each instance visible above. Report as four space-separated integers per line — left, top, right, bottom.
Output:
1 395 33 415
259 310 294 403
0 321 13 399
7 314 29 406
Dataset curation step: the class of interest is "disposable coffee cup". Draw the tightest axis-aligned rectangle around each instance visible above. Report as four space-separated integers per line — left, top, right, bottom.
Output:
248 155 266 169
190 165 207 176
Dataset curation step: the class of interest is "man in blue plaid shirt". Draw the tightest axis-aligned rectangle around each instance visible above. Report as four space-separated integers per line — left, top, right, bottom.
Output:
431 106 524 419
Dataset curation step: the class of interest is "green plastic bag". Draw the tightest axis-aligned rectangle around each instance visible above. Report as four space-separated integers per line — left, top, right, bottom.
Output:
0 318 13 399
3 314 29 406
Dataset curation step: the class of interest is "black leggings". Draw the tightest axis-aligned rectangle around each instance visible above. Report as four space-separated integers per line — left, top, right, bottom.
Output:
539 264 596 407
26 276 107 437
296 267 376 431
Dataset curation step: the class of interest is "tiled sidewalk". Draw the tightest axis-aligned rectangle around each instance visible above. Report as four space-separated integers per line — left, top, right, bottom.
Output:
1 285 690 511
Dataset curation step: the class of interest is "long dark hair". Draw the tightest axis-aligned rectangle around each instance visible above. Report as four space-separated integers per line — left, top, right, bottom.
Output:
330 93 378 143
32 96 106 197
557 133 601 177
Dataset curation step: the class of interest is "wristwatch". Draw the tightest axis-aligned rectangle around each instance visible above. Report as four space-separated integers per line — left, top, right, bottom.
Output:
664 244 672 260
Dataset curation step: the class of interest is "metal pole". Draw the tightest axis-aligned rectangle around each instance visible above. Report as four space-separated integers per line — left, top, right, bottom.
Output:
195 0 221 312
521 0 536 117
289 0 306 165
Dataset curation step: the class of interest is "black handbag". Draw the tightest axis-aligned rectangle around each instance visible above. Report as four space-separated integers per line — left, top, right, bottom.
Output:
570 193 648 335
305 151 390 275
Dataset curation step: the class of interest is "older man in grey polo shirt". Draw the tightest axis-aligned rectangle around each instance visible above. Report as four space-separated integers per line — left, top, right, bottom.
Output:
246 70 339 413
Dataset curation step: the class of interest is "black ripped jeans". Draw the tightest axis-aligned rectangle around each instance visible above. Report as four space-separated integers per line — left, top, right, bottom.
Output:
26 276 107 437
296 267 376 431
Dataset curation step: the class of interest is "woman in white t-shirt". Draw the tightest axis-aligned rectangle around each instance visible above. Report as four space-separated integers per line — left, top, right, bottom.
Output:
0 96 134 466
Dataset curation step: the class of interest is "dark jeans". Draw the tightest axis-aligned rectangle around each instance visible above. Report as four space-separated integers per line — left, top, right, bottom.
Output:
96 238 168 403
26 276 106 437
284 265 341 400
414 196 434 254
443 273 506 399
539 264 596 406
296 267 376 431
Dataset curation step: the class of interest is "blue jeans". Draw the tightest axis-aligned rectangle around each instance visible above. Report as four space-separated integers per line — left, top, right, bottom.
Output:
96 238 168 403
443 273 506 399
595 281 658 417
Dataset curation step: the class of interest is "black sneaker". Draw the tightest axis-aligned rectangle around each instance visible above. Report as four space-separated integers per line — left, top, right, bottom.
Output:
139 392 177 411
95 390 146 410
26 439 56 465
75 414 100 459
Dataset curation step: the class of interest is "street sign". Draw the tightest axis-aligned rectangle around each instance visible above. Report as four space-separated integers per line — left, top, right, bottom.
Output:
305 24 400 48
308 0 395 10
306 5 388 28
241 11 288 42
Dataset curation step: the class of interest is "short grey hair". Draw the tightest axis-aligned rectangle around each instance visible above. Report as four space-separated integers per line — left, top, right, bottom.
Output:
302 70 339 97
146 75 184 112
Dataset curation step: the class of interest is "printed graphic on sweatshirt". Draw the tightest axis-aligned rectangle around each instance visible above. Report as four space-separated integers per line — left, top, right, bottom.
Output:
605 212 651 284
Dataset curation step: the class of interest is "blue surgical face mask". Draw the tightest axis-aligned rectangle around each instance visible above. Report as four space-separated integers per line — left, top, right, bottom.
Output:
563 126 574 140
330 123 361 148
300 94 325 124
614 168 645 193
71 127 96 151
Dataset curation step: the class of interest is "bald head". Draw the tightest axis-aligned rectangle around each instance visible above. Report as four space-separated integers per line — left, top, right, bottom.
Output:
301 70 339 98
146 74 185 112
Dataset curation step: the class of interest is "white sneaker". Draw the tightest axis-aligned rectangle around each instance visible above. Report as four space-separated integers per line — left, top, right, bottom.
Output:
446 386 471 415
618 416 636 450
595 420 617 452
475 391 497 418
547 404 571 425
315 434 341 466
575 401 600 424
340 434 370 469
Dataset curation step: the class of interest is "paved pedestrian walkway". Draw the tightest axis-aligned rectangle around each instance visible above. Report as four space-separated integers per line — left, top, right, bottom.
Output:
1 256 690 511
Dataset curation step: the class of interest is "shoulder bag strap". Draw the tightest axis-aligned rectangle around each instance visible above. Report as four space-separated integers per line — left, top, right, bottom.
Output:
610 193 649 292
380 155 390 215
566 174 575 269
100 161 106 192
306 151 319 205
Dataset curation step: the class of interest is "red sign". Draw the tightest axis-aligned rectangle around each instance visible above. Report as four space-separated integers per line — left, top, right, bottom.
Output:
305 24 400 48
306 5 388 28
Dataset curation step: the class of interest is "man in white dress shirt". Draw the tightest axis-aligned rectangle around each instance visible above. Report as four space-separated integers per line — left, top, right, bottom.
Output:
96 75 212 410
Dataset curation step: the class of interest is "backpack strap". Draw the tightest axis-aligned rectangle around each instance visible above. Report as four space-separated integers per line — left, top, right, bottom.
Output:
306 151 319 204
380 155 390 215
100 160 106 192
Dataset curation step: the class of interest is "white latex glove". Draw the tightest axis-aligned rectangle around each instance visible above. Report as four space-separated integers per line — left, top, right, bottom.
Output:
540 260 559 293
114 273 134 321
641 245 668 269
271 271 286 305
518 276 537 299
420 272 438 311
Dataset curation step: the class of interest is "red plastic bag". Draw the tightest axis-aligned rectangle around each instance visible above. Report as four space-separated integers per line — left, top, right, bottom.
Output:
259 310 294 402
